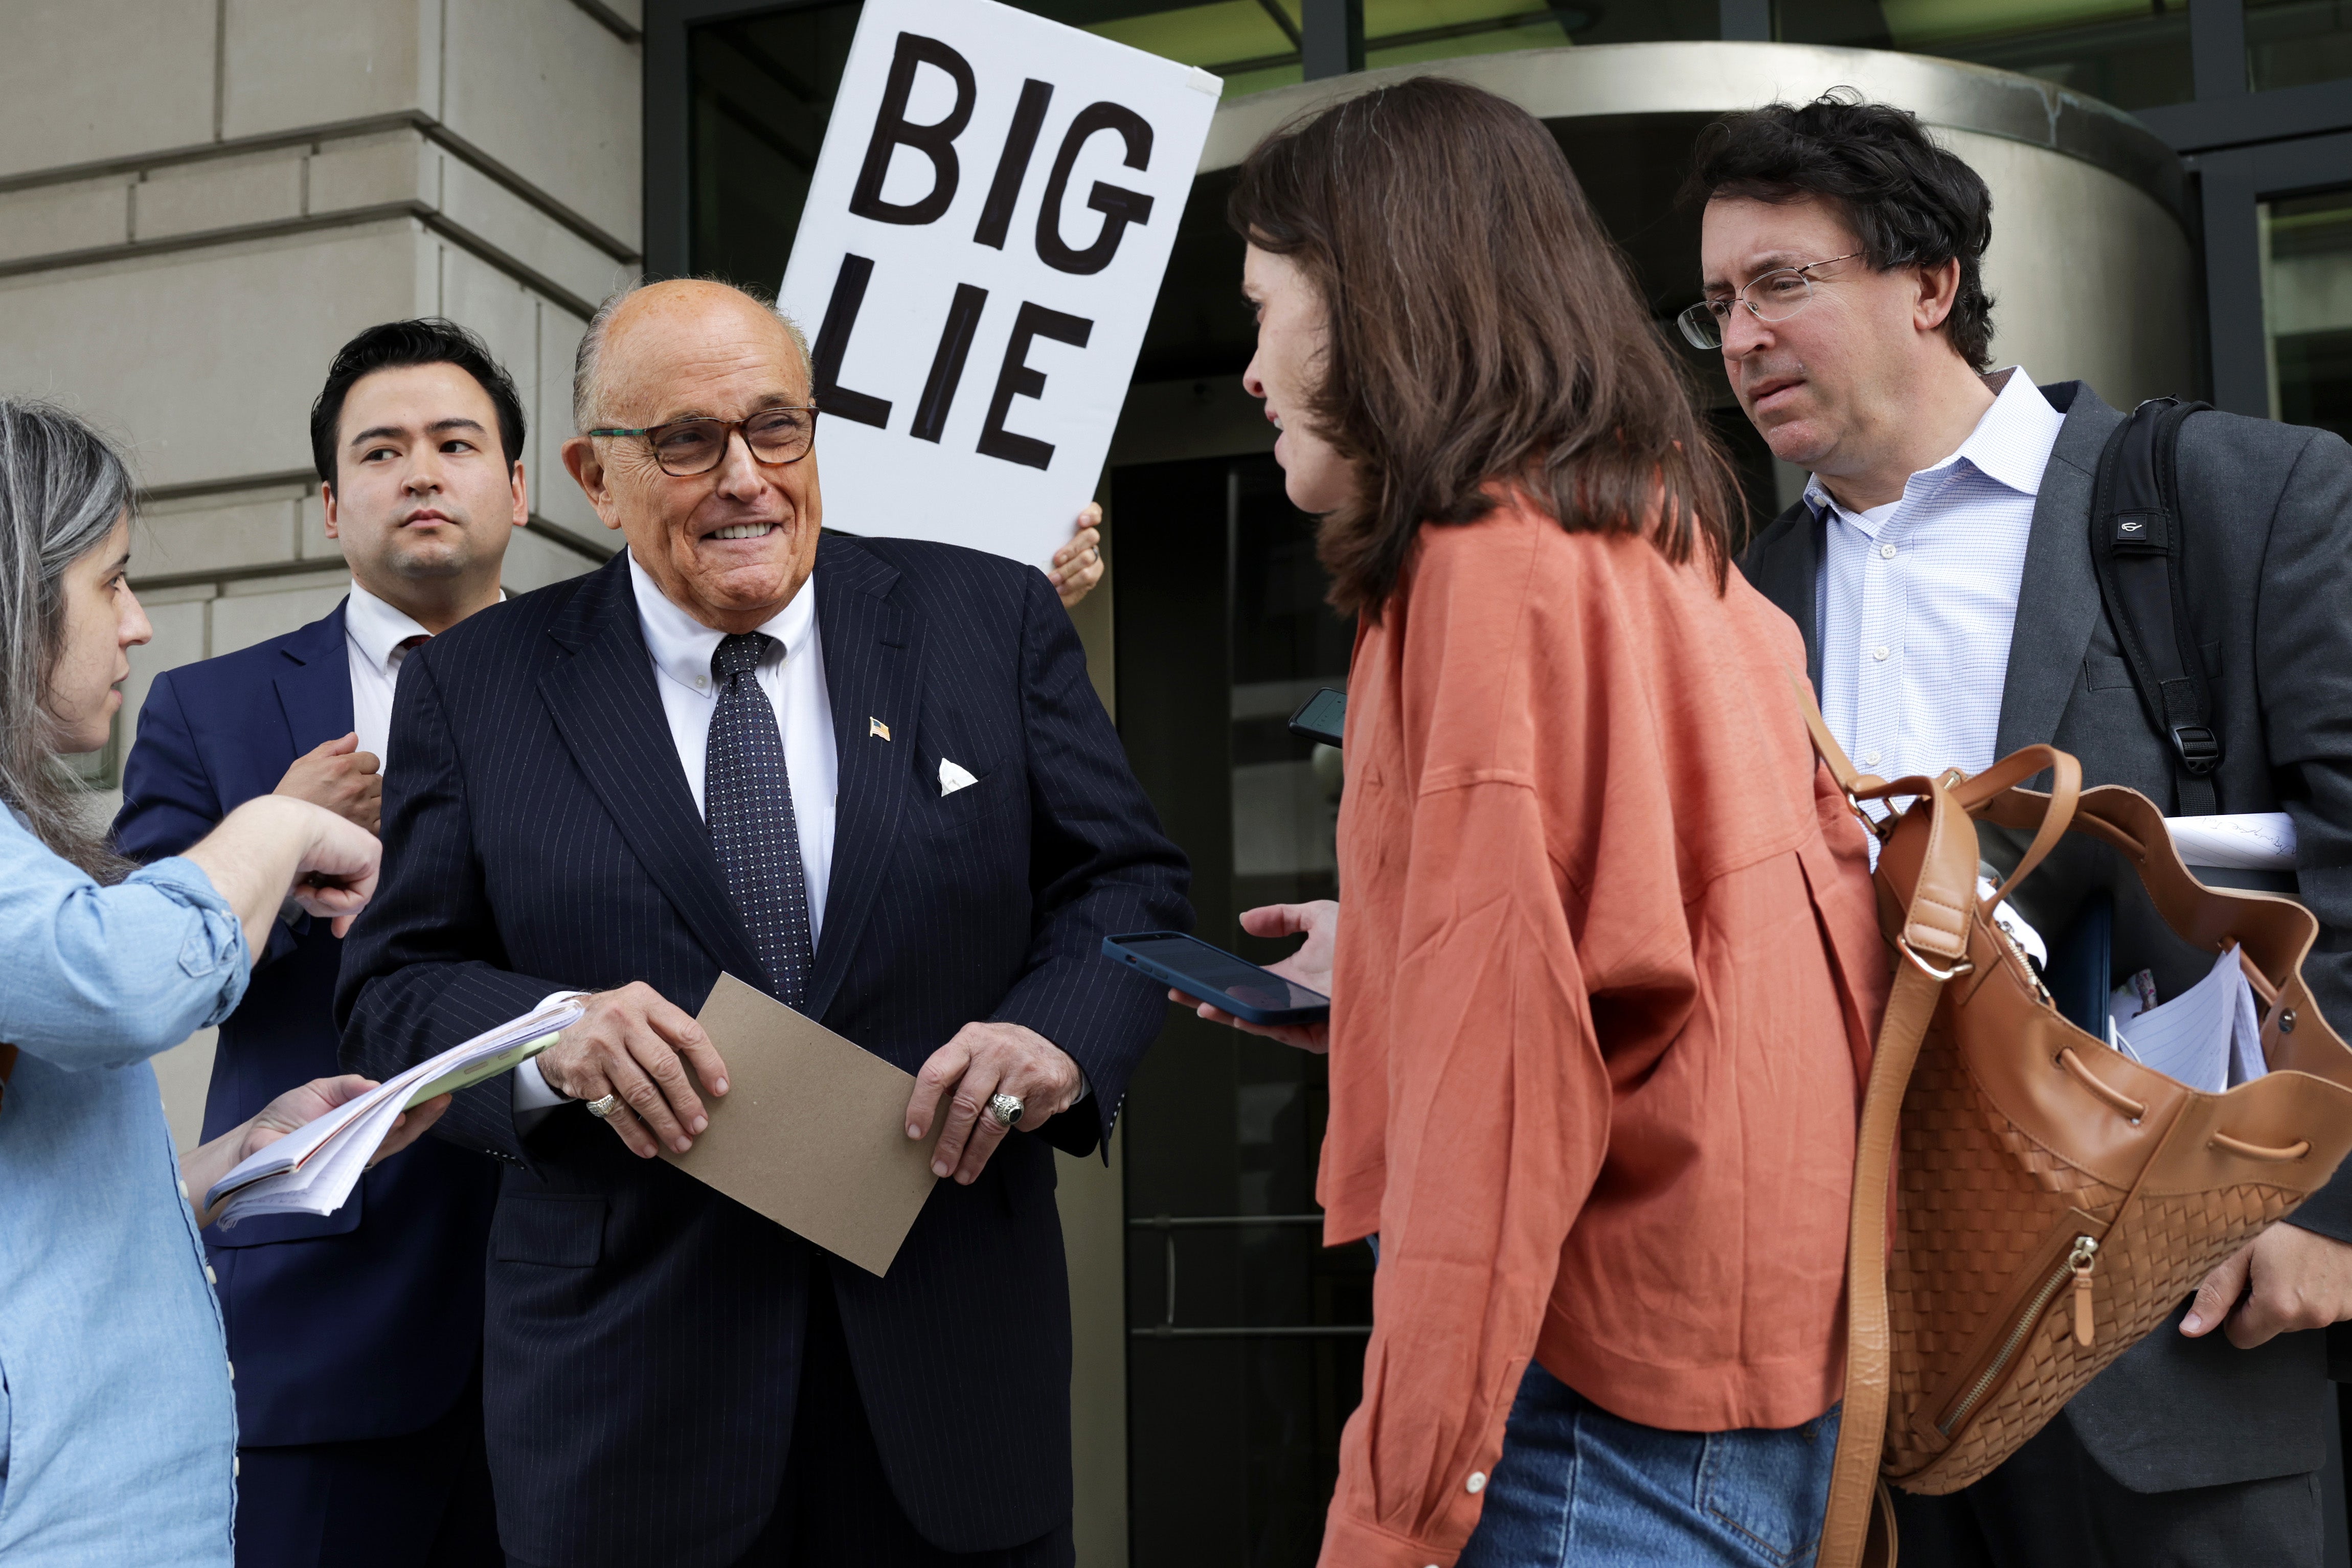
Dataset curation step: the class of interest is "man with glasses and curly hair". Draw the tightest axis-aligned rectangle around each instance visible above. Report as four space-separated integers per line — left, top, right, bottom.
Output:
1695 90 2352 1567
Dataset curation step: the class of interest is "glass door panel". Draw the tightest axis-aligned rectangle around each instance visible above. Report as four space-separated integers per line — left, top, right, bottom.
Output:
2262 190 2352 438
2247 0 2352 93
1113 450 1368 1568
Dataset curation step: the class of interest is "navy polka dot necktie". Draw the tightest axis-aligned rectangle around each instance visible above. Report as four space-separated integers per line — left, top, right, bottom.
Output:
705 631 813 1010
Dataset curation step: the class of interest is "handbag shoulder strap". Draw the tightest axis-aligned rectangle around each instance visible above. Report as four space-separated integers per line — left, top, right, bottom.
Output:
1790 669 1882 800
2089 397 2221 814
1797 674 1995 1568
1816 787 1976 1568
1790 672 2090 1568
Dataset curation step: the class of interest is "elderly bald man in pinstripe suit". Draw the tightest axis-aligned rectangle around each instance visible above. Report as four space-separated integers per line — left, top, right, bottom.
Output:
337 278 1189 1568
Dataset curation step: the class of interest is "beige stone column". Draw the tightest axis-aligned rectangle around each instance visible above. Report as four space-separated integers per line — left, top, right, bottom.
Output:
0 0 644 779
0 0 644 1143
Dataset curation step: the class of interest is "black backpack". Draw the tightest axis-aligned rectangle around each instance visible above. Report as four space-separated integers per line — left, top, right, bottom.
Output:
2088 397 2223 816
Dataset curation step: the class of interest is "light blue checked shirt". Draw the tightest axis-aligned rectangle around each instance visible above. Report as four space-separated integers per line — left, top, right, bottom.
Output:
1809 368 2065 792
0 804 251 1565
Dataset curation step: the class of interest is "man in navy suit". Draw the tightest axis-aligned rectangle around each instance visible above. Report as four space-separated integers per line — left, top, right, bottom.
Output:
335 278 1188 1568
115 319 535 1565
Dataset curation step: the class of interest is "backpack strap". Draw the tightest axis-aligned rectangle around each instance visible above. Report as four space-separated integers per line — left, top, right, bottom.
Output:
2089 398 2221 815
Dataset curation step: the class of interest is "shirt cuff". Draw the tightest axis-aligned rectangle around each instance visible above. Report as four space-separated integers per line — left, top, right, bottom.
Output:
1319 1509 1464 1568
512 991 588 1124
513 1057 566 1112
129 855 252 1025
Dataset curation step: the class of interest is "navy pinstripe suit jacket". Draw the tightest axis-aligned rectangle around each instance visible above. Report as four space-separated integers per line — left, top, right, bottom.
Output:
335 534 1189 1566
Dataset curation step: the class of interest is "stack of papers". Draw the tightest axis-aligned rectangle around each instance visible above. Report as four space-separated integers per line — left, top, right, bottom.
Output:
2111 944 2267 1094
206 997 584 1228
2166 813 2296 871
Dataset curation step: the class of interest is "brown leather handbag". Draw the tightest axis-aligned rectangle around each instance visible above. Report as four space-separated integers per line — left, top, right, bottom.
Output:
1799 698 2352 1568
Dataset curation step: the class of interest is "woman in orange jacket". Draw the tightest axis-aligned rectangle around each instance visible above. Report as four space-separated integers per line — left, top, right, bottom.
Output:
1178 79 1889 1568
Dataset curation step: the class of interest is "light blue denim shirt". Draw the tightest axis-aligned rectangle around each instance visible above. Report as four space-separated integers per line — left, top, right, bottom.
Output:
0 804 251 1566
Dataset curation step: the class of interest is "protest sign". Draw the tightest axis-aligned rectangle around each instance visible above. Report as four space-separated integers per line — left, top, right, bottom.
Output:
778 0 1222 571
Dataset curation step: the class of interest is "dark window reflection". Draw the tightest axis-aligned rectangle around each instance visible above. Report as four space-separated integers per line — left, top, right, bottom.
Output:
688 5 864 287
685 0 1316 290
1365 0 1718 74
1024 0 1304 96
2265 191 2352 442
1775 0 2193 111
2247 0 2352 92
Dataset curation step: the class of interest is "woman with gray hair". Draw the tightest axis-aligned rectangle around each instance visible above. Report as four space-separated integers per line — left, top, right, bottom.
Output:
0 399 447 1564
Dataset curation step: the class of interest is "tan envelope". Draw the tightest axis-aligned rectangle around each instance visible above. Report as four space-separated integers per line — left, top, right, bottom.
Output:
665 972 942 1276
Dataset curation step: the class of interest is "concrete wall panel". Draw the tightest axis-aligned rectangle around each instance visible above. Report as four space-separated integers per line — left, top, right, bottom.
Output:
437 152 635 309
436 245 541 405
0 2 216 179
124 590 214 753
0 178 134 264
220 0 437 141
535 303 609 542
0 223 429 489
308 131 435 214
213 574 350 656
155 1030 218 1152
134 149 307 243
301 492 346 563
139 490 305 579
444 0 641 247
1059 1143 1129 1568
504 524 601 594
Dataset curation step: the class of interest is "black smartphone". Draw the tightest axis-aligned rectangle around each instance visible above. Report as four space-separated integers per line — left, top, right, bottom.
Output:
1102 931 1330 1026
1287 687 1347 748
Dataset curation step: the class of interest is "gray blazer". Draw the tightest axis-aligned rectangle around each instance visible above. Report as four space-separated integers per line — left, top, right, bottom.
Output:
1740 379 2352 1494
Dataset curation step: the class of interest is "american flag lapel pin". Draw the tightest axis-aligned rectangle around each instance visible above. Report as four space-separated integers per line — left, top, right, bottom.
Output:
869 717 891 741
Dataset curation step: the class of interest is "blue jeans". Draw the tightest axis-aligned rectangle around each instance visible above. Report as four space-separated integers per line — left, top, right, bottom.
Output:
1457 1363 1841 1568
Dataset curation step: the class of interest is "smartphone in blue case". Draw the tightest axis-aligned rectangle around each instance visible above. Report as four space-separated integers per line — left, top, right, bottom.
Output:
1102 931 1330 1026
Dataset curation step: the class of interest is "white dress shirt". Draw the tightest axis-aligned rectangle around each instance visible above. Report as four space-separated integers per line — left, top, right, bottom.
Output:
343 579 507 763
515 555 840 1111
343 580 436 763
1810 367 2065 794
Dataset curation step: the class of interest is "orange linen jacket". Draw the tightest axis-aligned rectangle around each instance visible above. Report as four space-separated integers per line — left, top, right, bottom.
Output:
1318 496 1888 1568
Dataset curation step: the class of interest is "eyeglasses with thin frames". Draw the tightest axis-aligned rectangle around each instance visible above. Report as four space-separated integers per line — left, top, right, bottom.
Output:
584 407 819 477
1677 252 1865 351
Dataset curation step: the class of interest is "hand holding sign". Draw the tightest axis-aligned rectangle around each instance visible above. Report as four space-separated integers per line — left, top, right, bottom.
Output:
780 0 1219 572
1049 503 1104 607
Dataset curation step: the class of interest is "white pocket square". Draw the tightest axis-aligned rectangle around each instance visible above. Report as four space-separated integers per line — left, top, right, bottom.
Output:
939 758 979 796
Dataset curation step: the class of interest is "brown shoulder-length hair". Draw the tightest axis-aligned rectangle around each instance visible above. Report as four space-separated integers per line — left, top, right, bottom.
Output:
1228 77 1742 617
